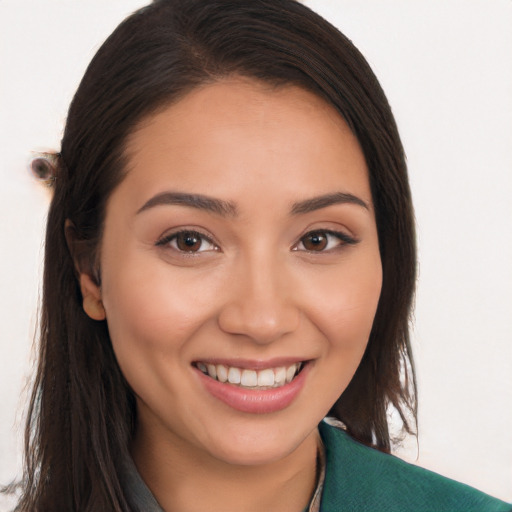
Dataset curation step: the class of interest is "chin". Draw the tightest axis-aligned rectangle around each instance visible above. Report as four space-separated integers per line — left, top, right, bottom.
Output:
199 418 315 467
210 439 297 467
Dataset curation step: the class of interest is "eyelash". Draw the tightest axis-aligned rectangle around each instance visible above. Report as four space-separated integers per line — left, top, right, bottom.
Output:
156 228 358 254
292 229 359 253
155 230 218 254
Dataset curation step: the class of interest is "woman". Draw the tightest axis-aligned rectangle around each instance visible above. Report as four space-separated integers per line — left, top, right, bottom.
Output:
7 0 511 510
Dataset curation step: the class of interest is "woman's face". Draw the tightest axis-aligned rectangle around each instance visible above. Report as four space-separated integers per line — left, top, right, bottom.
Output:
87 78 382 465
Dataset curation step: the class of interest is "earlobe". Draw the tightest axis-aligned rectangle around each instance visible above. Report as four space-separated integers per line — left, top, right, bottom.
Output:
80 273 106 321
66 220 105 320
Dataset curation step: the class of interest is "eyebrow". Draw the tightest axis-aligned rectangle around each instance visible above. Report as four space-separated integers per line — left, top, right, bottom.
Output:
137 192 238 217
136 190 368 217
290 192 369 215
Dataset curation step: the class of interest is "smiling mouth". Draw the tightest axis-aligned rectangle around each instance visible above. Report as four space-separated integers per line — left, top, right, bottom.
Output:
194 362 304 390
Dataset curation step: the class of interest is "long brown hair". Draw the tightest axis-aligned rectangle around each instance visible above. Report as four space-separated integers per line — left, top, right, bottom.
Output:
13 0 416 509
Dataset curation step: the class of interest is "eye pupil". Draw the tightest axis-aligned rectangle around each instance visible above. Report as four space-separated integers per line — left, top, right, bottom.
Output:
303 232 327 251
176 232 202 252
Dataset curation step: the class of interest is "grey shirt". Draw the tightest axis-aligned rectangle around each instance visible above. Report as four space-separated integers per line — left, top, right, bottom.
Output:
120 454 164 512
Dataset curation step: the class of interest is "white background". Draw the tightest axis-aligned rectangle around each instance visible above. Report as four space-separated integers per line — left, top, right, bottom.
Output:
1 0 511 506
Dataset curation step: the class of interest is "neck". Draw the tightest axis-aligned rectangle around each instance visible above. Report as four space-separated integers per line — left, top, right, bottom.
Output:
131 418 319 512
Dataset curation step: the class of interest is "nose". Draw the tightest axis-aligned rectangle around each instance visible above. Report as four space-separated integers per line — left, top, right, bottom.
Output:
217 256 300 344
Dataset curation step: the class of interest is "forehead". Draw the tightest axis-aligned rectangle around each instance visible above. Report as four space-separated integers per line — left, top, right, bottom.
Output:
117 78 372 211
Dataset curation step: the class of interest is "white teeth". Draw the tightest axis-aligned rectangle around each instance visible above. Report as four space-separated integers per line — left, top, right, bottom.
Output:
217 364 228 383
257 368 275 387
196 361 303 388
207 364 217 379
241 369 258 387
228 367 241 384
274 367 286 385
286 364 298 383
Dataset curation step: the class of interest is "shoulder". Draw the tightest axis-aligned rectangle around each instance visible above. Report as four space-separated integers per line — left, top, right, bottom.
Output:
318 421 511 512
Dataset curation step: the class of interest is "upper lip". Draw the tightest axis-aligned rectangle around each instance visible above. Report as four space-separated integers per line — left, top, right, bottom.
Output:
192 357 310 370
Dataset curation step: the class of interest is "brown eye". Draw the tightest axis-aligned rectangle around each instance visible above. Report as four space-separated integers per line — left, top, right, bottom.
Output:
301 232 328 251
294 230 357 253
156 230 218 253
175 232 203 252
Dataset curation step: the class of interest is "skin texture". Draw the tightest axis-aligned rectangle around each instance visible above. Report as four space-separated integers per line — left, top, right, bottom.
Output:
80 78 382 512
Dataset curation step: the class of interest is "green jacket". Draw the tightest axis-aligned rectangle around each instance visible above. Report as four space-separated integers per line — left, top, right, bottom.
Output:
318 421 511 511
122 421 511 511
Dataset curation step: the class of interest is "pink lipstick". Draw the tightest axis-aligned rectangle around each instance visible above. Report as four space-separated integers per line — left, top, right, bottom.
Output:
194 360 309 414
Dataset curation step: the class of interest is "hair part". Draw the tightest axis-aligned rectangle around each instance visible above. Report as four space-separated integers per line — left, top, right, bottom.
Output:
13 1 416 509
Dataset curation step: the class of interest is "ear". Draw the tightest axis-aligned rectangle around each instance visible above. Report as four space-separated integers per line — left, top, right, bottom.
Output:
65 219 106 321
80 273 106 321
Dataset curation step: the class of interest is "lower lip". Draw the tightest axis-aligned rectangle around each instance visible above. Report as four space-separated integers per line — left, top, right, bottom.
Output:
195 363 310 414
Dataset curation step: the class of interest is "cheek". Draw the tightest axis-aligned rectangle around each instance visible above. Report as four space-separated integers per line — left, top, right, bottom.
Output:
307 255 382 405
305 254 382 350
100 258 223 410
100 255 220 359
